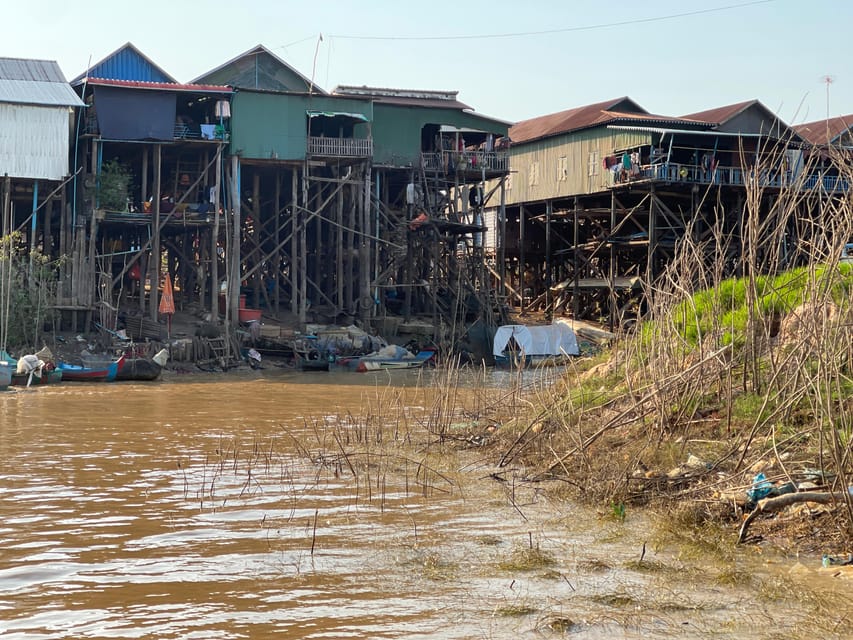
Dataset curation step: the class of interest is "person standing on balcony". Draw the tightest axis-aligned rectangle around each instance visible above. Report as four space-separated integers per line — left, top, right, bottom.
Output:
620 151 631 182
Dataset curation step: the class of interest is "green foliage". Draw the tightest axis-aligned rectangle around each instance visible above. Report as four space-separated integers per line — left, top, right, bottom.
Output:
97 160 131 211
731 392 774 422
664 266 853 349
0 233 60 349
610 501 626 523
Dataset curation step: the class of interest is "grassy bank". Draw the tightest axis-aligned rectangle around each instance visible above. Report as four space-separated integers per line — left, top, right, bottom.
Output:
490 150 853 550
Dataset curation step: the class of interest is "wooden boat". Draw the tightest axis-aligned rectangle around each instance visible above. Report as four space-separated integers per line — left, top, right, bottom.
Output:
58 355 125 382
0 363 10 390
355 350 435 372
82 348 166 382
10 368 63 386
115 357 162 381
2 350 63 386
332 349 435 373
492 321 580 367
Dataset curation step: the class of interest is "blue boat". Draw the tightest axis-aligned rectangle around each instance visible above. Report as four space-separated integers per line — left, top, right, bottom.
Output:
57 355 125 382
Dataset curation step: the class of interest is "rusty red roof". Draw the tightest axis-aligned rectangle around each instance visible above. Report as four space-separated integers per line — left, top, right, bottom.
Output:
85 78 232 93
793 114 853 145
510 97 638 143
509 97 705 144
681 100 758 125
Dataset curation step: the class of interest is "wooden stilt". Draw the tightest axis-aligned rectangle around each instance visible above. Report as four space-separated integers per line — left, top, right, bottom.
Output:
573 197 579 319
150 143 161 320
211 143 222 320
229 154 240 327
141 146 149 205
274 170 281 314
360 163 372 321
519 204 526 313
252 172 260 309
336 167 344 312
291 167 298 317
545 199 552 322
298 160 309 326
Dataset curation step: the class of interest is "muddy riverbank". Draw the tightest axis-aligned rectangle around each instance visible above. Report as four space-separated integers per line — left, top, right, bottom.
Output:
1 372 851 638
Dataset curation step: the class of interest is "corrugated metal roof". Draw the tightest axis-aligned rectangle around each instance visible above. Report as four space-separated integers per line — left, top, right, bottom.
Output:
510 97 638 143
681 100 757 125
87 78 231 93
793 114 853 145
335 86 458 100
509 97 705 144
0 58 84 107
0 57 67 82
682 99 797 140
191 44 323 94
609 125 773 138
334 85 471 110
71 43 177 85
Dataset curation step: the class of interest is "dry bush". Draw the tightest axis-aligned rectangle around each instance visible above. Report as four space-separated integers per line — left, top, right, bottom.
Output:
500 136 853 542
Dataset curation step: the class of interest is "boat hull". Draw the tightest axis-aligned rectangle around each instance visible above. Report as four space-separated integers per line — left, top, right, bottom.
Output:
296 354 330 371
493 354 573 368
114 358 162 381
58 355 125 382
10 369 63 386
353 350 435 373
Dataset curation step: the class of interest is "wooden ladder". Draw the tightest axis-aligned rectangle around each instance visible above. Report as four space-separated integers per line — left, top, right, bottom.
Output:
202 336 233 368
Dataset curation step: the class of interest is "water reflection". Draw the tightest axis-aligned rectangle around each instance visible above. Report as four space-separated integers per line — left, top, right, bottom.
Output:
0 372 848 639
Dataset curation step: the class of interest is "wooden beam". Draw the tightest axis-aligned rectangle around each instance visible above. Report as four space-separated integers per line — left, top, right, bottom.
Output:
229 154 240 327
149 144 161 320
111 151 219 288
290 167 298 316
210 143 223 320
336 166 344 311
274 170 281 313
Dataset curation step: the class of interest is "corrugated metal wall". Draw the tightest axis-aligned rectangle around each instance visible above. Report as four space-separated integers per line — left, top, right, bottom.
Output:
230 93 373 160
88 48 172 82
372 104 508 168
502 129 650 203
0 104 70 180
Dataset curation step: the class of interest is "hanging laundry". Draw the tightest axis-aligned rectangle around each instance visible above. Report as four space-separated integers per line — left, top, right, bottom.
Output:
215 100 231 118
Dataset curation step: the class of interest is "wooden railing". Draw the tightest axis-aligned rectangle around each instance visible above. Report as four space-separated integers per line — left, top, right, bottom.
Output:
610 162 850 193
421 150 509 173
307 136 373 157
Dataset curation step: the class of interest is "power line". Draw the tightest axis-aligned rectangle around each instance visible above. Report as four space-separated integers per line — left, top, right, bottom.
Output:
329 0 776 42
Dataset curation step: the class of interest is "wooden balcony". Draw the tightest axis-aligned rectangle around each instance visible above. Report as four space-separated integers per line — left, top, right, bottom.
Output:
610 162 850 193
307 136 372 158
421 150 509 174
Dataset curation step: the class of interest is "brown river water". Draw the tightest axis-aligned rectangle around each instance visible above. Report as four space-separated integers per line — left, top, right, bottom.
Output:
0 369 851 639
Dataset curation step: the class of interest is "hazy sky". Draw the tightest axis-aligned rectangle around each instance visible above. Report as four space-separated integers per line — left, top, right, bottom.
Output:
6 0 848 125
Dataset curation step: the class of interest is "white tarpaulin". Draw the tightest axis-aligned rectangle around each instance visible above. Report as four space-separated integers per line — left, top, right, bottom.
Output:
492 320 579 358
